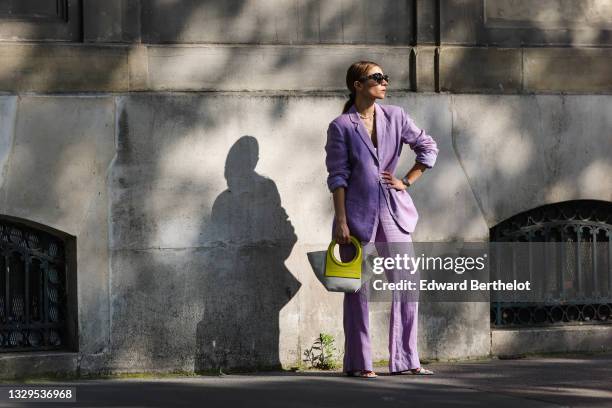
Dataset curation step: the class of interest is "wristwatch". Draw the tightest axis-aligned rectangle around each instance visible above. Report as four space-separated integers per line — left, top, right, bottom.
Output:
401 176 411 188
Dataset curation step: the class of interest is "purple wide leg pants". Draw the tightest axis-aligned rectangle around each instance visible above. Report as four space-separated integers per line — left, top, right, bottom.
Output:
340 186 420 374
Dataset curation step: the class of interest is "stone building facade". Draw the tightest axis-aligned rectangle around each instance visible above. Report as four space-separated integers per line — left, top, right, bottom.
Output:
0 1 610 378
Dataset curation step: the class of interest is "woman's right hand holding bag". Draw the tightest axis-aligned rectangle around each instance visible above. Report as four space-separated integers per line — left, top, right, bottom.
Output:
334 218 351 245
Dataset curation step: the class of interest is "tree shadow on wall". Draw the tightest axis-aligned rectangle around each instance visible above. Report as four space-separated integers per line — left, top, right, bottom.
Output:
195 136 301 372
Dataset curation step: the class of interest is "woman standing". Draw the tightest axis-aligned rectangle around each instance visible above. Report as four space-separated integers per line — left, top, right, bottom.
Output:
325 61 439 378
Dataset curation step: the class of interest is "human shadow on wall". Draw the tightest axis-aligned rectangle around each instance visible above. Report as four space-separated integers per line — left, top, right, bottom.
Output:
195 136 301 372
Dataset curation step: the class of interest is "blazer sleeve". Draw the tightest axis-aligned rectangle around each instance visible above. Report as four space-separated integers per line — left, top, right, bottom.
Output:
400 108 439 169
324 121 351 192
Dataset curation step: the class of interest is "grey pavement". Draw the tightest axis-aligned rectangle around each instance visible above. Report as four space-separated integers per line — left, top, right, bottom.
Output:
1 353 611 408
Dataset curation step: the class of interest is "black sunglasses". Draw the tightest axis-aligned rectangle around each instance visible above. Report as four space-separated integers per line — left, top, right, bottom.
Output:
359 73 390 84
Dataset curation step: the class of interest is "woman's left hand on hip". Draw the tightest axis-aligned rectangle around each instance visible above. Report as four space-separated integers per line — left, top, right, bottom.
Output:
380 171 406 191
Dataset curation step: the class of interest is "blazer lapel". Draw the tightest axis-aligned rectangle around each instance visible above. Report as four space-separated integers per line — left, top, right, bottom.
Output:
348 104 378 163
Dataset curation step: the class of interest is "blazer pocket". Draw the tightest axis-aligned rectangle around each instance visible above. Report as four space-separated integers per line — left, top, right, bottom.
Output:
397 188 414 205
389 188 418 214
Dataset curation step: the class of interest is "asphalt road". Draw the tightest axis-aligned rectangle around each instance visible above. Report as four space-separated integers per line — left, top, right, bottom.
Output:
1 353 611 408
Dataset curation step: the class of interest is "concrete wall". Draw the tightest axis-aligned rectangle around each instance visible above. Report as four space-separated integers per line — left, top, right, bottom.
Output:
0 92 609 376
0 95 115 369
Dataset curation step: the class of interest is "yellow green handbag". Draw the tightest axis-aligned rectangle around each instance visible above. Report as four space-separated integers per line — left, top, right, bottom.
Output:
325 235 362 279
306 235 364 292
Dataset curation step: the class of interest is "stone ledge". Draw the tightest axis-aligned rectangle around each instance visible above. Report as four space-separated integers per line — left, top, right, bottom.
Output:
492 324 612 356
439 47 522 93
440 46 612 94
0 351 78 380
523 47 612 93
0 43 610 93
0 43 413 93
0 43 128 93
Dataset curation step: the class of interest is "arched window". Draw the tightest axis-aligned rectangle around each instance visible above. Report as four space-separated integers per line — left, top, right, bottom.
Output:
0 217 72 351
490 200 612 327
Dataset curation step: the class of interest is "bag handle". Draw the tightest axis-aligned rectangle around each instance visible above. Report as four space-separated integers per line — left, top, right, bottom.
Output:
327 236 362 266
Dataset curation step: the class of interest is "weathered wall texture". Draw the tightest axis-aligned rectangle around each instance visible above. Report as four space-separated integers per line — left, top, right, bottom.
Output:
0 92 610 375
0 0 611 378
0 95 115 373
2 0 612 93
2 43 612 94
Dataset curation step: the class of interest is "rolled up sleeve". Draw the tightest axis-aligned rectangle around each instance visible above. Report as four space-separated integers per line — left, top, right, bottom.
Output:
324 122 350 192
400 108 439 169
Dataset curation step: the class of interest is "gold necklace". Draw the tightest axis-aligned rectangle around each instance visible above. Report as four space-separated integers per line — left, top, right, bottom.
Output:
358 112 374 120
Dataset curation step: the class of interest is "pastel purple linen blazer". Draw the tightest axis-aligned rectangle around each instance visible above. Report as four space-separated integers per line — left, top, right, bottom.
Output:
325 102 439 242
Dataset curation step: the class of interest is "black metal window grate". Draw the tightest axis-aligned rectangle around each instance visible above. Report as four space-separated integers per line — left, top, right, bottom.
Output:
490 200 612 327
0 220 67 351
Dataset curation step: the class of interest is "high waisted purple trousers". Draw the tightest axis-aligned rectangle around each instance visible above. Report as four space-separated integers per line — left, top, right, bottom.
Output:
340 184 420 373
